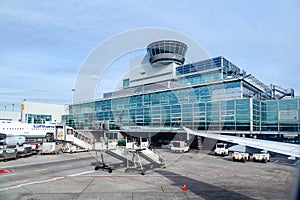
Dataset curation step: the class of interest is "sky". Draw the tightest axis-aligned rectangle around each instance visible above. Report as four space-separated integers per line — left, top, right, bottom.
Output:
0 0 299 111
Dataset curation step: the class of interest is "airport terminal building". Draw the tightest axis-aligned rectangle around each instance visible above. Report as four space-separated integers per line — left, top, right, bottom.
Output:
62 40 300 144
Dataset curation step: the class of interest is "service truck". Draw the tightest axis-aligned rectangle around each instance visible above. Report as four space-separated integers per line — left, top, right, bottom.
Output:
252 152 270 163
232 151 250 162
170 141 189 153
214 143 229 156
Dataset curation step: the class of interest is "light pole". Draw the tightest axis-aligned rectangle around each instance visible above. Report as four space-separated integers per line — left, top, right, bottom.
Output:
140 72 146 126
71 89 75 104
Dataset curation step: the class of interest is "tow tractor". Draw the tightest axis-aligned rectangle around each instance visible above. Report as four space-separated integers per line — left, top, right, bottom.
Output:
170 141 189 153
214 143 229 156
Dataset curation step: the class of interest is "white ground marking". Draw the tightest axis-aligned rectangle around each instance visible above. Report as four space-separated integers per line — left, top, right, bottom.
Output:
34 168 48 172
0 155 91 169
0 177 65 191
0 173 17 177
68 170 95 177
293 160 300 166
0 170 95 191
61 165 72 168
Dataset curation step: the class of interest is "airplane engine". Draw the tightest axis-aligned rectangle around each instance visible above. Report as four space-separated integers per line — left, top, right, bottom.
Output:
0 136 26 146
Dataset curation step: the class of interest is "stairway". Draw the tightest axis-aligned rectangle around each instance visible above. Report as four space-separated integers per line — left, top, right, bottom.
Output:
140 148 165 165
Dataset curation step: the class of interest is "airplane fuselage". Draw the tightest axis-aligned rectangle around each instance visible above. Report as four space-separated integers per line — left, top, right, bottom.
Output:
0 120 55 139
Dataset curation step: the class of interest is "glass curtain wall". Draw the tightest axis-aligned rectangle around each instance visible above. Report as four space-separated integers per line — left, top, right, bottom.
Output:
261 99 300 132
26 114 52 124
64 90 300 133
64 81 250 130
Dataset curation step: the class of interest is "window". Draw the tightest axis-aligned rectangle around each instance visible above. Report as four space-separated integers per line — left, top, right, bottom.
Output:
279 110 298 121
123 79 130 88
26 114 52 124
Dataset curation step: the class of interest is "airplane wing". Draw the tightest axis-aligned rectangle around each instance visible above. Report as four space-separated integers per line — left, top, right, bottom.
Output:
182 127 300 158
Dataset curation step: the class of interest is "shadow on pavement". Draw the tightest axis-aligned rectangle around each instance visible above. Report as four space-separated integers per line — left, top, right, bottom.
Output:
156 170 255 200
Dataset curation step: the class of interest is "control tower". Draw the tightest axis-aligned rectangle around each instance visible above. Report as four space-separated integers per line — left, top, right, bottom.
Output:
147 40 188 66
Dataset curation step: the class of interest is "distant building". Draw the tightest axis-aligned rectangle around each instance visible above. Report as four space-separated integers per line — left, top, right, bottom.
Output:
59 40 299 144
0 110 21 121
21 101 68 124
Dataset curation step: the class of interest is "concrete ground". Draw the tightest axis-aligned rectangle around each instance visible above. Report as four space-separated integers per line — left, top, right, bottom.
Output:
0 150 298 200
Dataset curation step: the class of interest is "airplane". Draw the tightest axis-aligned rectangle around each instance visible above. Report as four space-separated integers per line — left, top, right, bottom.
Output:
182 127 300 159
0 133 25 146
0 120 55 146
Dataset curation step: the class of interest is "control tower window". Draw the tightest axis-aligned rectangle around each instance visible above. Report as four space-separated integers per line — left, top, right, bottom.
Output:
123 79 130 87
147 40 188 66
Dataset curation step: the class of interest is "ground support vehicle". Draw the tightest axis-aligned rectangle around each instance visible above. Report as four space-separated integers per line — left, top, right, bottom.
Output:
252 153 270 163
41 142 59 155
170 141 189 153
232 151 250 162
0 148 17 161
214 143 229 156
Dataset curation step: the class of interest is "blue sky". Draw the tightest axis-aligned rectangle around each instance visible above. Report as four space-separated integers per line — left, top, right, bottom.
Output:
0 0 299 111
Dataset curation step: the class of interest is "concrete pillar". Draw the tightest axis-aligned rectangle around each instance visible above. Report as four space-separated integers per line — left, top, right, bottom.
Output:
197 136 203 150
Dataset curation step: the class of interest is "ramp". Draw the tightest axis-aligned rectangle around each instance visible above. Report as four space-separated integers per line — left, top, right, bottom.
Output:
70 136 93 149
139 148 165 165
106 149 133 163
64 130 93 151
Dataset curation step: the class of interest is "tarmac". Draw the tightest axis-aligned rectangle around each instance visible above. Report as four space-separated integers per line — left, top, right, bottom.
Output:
0 149 298 200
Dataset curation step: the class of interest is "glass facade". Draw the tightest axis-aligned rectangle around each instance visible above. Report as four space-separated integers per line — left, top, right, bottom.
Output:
63 85 300 133
176 57 222 75
25 114 52 124
62 55 300 143
261 99 299 132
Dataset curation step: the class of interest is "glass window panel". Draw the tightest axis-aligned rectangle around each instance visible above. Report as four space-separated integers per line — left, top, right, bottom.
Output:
279 110 298 121
279 99 298 110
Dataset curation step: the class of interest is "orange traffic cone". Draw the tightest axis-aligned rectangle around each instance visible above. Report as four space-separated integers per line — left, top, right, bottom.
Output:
182 183 187 192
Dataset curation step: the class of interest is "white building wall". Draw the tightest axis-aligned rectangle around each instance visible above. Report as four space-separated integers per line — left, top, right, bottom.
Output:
119 55 179 89
21 101 69 123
